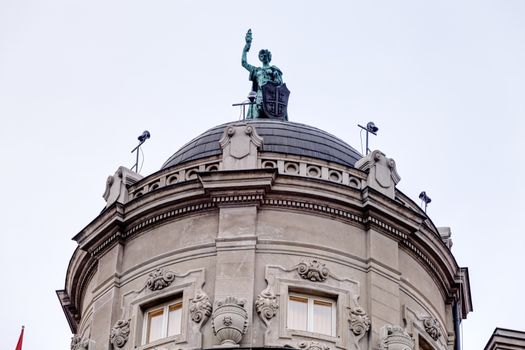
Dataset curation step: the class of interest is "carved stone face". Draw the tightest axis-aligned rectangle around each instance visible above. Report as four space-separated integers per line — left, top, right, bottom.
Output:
258 49 272 64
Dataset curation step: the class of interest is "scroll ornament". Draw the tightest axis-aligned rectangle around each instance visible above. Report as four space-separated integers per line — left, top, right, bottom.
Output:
297 259 329 282
190 290 213 324
71 335 89 350
298 341 330 350
109 319 131 348
146 268 175 291
422 317 441 341
349 306 371 350
255 286 279 326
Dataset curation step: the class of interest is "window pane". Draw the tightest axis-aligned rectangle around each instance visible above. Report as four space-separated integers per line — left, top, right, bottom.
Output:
147 309 164 343
167 303 182 336
313 300 332 336
288 296 308 331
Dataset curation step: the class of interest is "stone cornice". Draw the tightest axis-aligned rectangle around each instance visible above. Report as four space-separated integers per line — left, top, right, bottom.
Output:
61 166 470 327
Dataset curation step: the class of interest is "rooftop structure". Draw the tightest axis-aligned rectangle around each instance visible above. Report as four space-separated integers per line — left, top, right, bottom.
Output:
57 30 473 350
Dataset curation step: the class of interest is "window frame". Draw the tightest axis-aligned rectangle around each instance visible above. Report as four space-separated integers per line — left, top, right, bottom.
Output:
287 292 337 337
142 298 183 345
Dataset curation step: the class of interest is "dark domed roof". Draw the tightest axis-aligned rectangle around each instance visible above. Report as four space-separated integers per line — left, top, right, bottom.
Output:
162 120 362 169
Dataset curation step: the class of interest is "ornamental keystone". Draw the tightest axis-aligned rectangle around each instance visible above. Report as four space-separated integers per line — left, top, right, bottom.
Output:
297 259 329 282
146 268 175 291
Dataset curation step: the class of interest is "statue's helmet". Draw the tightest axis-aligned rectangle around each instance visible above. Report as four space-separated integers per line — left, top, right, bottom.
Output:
258 49 272 63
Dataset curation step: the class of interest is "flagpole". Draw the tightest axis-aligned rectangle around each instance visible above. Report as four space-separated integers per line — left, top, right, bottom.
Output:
15 325 24 350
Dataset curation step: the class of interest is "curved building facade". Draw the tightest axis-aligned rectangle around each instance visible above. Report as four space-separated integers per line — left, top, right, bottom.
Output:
58 120 472 350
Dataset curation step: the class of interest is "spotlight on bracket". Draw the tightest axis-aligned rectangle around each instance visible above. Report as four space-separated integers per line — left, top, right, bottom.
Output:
131 130 151 173
419 191 432 213
366 122 379 134
138 130 151 143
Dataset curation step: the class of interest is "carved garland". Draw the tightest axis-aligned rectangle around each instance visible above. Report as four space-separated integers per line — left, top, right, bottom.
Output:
109 319 130 348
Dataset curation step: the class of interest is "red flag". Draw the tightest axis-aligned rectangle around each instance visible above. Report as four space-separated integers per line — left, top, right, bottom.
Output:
15 326 24 350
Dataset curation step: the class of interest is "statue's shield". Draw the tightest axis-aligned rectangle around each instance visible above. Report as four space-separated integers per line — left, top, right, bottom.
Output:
262 83 290 119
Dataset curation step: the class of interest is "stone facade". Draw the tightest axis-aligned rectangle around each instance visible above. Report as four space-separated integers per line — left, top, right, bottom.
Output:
57 121 472 350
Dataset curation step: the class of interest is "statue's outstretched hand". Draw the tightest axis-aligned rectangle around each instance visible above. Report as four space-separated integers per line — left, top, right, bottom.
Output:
245 29 253 46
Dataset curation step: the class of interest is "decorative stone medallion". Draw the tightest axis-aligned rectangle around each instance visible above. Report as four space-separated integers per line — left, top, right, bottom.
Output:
297 259 329 282
255 286 279 326
349 305 371 350
109 319 131 348
422 317 441 341
211 296 248 346
146 268 175 291
190 290 213 324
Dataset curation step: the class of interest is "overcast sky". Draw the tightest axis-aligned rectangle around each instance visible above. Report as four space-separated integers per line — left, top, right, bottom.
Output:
1 1 524 349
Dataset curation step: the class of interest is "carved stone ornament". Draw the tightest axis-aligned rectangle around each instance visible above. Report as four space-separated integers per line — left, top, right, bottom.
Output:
102 166 143 208
255 286 279 326
211 296 248 346
349 305 371 350
298 341 330 350
146 268 175 291
379 325 414 350
71 335 89 350
109 319 131 348
190 290 213 324
422 316 441 341
219 123 263 170
355 149 401 199
297 259 329 282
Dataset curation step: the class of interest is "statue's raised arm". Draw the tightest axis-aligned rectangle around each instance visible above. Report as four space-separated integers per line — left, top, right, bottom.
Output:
242 29 254 72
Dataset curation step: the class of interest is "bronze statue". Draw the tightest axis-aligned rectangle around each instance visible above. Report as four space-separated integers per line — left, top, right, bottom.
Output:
242 29 289 120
